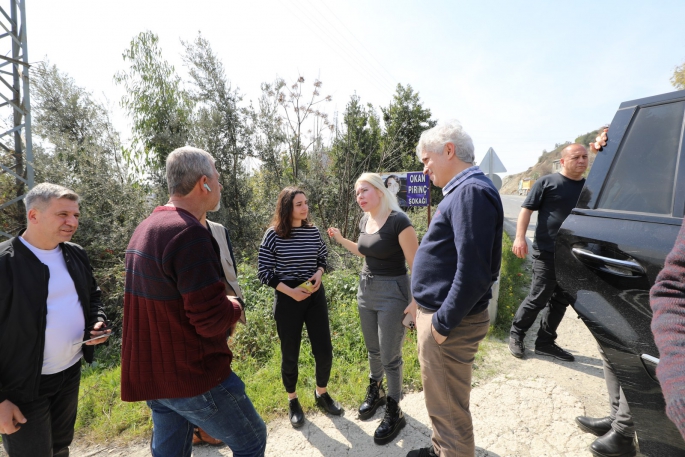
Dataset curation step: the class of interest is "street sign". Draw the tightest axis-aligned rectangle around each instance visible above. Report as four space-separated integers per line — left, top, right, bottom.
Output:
490 174 502 191
406 172 429 207
479 147 507 174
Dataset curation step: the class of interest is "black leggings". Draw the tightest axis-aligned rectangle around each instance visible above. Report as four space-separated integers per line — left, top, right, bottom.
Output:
274 282 333 393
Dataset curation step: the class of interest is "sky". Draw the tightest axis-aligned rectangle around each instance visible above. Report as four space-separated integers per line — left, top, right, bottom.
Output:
25 0 685 176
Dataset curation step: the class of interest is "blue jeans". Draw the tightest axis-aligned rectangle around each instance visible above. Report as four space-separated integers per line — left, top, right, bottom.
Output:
146 372 266 457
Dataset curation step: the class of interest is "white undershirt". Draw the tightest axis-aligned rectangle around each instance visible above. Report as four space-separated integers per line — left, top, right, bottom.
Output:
19 237 85 374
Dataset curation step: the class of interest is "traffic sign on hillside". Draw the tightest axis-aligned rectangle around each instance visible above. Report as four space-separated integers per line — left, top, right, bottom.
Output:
479 147 507 175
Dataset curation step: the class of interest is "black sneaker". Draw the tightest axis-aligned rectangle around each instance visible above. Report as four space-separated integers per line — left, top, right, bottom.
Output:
535 343 575 361
509 337 525 358
315 391 343 415
406 445 437 457
374 396 406 445
359 378 386 420
288 397 305 428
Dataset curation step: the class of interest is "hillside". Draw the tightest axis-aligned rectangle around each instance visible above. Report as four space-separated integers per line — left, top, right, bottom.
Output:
500 128 602 194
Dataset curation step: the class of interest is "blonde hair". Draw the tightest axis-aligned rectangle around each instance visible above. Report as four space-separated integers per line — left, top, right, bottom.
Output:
355 172 403 216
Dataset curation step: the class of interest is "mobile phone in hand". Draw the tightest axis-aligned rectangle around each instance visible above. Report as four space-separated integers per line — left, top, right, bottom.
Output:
74 321 113 345
73 330 113 346
298 280 315 293
402 313 415 330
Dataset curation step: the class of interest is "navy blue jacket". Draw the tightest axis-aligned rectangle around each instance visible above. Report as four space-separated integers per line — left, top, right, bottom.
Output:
412 173 503 336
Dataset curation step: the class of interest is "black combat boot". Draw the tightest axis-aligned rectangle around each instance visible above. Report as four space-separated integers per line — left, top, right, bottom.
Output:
358 378 386 420
374 396 406 445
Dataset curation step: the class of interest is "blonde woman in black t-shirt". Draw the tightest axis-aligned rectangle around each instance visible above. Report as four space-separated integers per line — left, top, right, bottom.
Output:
327 172 419 445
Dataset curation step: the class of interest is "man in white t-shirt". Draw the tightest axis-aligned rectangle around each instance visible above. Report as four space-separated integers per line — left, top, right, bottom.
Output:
0 183 110 457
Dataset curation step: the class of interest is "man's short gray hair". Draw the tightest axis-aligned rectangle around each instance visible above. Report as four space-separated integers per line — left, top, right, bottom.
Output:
166 146 216 196
416 120 475 164
25 183 80 213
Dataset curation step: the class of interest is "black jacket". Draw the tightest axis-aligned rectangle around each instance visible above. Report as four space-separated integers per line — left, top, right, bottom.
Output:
0 236 107 404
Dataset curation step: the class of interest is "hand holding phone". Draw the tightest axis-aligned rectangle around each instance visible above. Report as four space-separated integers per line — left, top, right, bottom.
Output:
298 280 315 293
74 321 113 346
402 312 415 330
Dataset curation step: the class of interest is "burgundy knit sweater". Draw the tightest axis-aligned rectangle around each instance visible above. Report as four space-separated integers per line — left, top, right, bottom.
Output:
121 207 242 402
651 220 685 440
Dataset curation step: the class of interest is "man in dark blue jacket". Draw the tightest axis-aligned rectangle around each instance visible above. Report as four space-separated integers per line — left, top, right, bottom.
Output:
0 183 110 457
406 120 503 457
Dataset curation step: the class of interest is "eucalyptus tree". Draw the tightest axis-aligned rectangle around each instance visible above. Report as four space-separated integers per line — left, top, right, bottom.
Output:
114 31 192 179
182 33 257 254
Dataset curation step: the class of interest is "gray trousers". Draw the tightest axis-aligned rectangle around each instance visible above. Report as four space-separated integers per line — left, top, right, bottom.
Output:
357 273 410 402
597 343 635 437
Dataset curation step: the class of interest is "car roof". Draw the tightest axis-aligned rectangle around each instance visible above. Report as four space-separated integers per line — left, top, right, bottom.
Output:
619 89 685 110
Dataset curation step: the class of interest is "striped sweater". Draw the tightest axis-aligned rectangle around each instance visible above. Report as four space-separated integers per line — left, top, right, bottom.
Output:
651 220 685 440
258 226 327 288
121 206 242 402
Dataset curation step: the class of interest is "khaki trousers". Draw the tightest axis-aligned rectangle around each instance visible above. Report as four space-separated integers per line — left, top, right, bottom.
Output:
417 306 490 457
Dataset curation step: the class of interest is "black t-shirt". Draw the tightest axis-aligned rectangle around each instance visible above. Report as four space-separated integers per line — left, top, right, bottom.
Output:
357 211 412 276
523 172 585 252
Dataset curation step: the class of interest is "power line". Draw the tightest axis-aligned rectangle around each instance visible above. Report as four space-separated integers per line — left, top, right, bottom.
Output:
315 0 398 86
281 0 395 102
301 0 396 89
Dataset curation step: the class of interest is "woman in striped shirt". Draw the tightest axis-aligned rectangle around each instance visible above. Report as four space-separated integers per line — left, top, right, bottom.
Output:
258 187 342 428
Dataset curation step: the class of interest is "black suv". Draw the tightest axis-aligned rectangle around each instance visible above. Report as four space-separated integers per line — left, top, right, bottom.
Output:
556 89 685 455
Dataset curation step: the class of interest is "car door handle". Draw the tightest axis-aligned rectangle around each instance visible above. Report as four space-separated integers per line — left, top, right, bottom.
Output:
572 248 646 277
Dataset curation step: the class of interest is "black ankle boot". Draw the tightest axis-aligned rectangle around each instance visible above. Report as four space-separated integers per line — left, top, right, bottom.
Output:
358 378 386 420
590 430 636 457
374 396 406 445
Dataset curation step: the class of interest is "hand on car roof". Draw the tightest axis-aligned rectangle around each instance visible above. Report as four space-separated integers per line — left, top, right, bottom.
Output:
590 128 608 153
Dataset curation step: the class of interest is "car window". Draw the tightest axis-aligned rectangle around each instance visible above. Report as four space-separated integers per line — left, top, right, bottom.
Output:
597 101 685 214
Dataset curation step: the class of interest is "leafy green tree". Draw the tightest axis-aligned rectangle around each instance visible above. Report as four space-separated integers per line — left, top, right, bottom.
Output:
381 84 436 172
30 62 149 361
114 31 192 176
672 61 685 90
328 95 383 238
182 33 258 255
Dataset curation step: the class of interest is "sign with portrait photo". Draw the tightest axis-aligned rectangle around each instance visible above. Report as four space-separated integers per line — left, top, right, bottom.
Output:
379 173 408 208
379 172 430 208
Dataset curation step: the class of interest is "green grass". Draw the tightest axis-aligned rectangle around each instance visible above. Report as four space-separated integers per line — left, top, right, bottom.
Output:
75 365 151 442
70 234 529 442
491 233 530 338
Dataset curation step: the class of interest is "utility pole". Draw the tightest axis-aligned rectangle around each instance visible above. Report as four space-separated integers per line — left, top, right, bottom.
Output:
0 0 32 239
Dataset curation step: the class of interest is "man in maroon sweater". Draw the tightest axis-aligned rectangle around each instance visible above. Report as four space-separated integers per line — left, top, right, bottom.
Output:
122 146 266 457
651 220 685 441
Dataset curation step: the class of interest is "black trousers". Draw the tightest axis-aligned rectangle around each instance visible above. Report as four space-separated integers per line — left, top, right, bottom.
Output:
1 361 81 457
510 250 572 347
274 282 333 394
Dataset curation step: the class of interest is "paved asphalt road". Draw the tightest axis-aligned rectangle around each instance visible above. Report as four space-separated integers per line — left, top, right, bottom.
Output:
500 194 536 245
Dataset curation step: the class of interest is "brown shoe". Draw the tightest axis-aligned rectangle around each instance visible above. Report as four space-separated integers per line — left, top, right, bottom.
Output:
192 427 222 446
